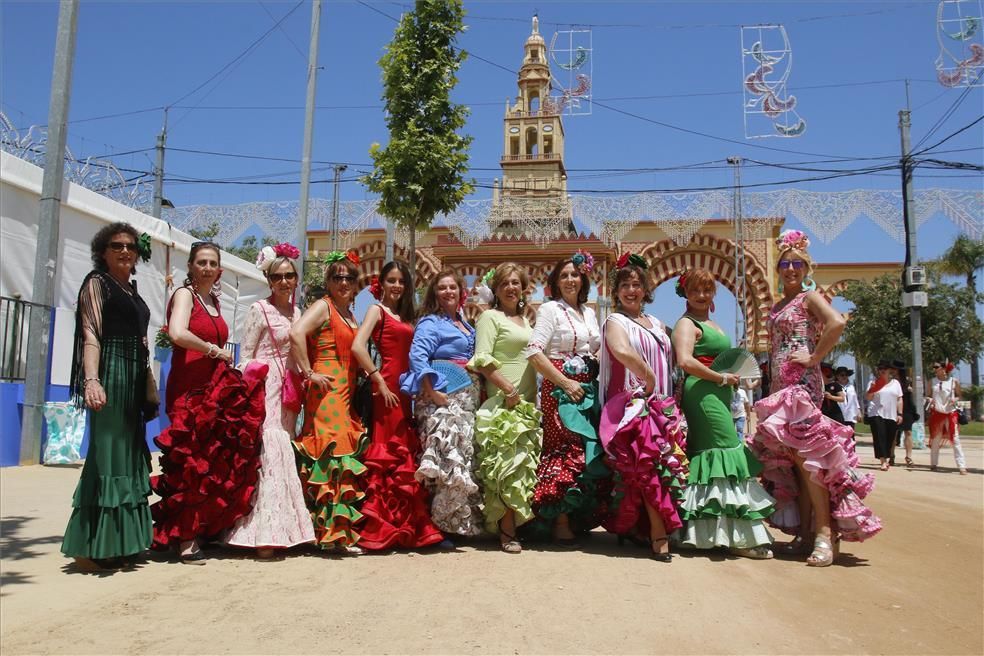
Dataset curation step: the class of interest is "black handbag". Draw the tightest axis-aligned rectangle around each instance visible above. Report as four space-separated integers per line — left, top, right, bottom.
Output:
958 408 970 425
353 309 384 433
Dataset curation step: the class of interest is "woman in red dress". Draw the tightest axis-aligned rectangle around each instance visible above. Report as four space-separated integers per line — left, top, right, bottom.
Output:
352 261 443 551
151 242 266 563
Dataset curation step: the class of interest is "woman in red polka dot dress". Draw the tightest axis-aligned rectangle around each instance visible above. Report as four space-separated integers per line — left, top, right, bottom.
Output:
290 250 367 555
525 254 612 545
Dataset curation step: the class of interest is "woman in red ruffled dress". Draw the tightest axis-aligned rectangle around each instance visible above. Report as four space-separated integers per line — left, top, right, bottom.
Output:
351 261 443 551
752 230 882 567
152 242 266 564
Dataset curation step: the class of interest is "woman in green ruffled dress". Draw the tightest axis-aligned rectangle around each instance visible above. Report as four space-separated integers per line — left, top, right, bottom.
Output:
469 264 542 553
671 268 775 559
62 222 155 570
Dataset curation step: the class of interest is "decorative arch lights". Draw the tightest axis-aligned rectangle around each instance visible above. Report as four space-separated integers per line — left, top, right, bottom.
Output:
935 0 984 87
741 25 807 138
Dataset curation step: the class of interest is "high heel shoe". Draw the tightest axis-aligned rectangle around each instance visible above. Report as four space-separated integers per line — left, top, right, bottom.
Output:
806 535 839 567
905 457 914 469
650 537 672 562
774 535 811 556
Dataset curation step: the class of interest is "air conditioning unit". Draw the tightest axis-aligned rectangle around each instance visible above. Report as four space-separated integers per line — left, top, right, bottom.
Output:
902 291 928 308
905 266 927 287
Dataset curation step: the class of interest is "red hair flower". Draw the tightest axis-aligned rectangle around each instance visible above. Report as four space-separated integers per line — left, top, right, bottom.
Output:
368 275 382 300
273 242 300 260
346 249 360 266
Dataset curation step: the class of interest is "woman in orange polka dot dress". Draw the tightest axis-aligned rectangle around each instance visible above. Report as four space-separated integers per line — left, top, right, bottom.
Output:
290 250 367 555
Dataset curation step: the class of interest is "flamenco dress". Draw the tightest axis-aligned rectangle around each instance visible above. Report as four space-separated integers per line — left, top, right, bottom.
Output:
151 290 266 548
358 306 443 550
598 313 688 537
468 309 542 534
677 318 775 549
294 298 368 549
400 312 484 537
224 300 315 549
752 293 881 542
61 272 153 560
525 300 612 536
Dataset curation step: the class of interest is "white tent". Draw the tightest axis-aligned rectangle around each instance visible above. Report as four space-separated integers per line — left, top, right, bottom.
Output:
1 152 270 385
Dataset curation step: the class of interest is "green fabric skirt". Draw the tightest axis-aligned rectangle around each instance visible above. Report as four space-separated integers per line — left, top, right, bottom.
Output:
61 349 152 560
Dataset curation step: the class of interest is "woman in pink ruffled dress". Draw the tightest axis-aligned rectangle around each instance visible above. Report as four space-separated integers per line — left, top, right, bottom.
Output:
224 243 315 557
752 230 882 567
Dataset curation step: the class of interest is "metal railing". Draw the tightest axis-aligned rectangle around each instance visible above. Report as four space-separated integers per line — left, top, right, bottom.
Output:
502 153 561 162
1 296 45 382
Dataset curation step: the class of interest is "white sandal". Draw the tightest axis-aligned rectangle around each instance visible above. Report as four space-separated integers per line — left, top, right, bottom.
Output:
806 536 838 567
729 545 774 560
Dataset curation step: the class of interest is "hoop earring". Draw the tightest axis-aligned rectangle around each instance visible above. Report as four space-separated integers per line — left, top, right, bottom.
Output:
517 298 526 310
803 277 817 292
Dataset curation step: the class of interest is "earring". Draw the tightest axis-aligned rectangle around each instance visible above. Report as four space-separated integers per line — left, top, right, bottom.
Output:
518 298 526 310
803 277 817 292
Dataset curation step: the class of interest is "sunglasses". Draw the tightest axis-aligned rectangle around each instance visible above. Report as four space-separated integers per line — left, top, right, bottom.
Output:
777 260 806 271
108 241 137 252
191 240 216 249
331 274 356 283
932 364 941 369
268 272 298 283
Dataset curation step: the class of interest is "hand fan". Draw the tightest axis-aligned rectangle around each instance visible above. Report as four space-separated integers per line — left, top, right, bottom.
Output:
431 360 474 394
710 348 761 380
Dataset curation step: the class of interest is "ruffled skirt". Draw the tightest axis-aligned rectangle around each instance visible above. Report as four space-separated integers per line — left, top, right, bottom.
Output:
414 376 484 536
678 442 776 549
753 385 882 542
475 398 542 534
600 392 688 535
151 362 266 548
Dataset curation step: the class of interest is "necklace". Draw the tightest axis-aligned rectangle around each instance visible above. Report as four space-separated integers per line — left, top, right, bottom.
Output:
106 272 133 296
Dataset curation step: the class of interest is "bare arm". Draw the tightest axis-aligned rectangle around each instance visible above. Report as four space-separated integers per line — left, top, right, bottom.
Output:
670 318 737 386
528 352 584 402
352 305 398 408
605 320 656 395
290 298 332 393
168 288 232 362
798 291 847 367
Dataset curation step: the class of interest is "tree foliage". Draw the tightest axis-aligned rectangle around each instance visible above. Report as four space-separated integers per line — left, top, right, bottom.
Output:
840 273 984 368
362 0 474 278
932 234 984 288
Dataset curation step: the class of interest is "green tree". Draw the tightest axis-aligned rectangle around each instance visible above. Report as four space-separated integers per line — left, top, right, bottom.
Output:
225 234 277 264
188 221 221 242
930 235 984 415
362 0 474 281
841 273 984 375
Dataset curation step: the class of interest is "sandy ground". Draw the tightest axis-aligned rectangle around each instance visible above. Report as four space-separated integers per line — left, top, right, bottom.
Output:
1 436 982 656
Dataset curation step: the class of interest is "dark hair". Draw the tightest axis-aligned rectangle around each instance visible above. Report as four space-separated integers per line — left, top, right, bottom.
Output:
183 241 222 287
419 269 467 319
323 259 359 303
378 260 416 323
547 258 590 307
612 265 653 306
90 222 140 273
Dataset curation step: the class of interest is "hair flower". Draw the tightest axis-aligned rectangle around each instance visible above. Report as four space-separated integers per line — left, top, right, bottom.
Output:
137 232 152 263
324 249 360 266
273 242 300 260
675 271 689 298
256 245 277 272
616 252 647 270
777 229 810 252
572 249 594 274
368 275 382 300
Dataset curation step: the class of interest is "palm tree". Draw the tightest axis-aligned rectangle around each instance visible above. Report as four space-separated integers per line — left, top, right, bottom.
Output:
934 235 984 415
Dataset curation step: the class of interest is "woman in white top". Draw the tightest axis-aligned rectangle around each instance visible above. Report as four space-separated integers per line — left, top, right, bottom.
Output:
835 366 860 432
525 253 610 546
926 361 967 474
865 360 904 471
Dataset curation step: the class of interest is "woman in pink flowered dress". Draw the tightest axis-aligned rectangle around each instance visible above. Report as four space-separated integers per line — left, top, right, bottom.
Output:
224 246 315 557
752 230 882 567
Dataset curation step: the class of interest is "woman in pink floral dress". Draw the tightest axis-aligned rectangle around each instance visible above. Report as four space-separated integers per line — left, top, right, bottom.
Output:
224 244 315 557
752 230 881 567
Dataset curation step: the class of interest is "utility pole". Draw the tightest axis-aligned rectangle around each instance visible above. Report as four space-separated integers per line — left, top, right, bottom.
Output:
385 220 395 263
296 0 322 293
20 0 80 465
727 156 748 347
899 109 928 423
152 108 168 220
329 163 347 251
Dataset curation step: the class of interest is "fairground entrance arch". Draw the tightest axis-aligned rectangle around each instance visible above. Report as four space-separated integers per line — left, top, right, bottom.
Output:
308 218 899 353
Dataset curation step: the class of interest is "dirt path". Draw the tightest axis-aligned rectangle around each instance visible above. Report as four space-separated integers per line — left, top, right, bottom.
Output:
2 437 982 655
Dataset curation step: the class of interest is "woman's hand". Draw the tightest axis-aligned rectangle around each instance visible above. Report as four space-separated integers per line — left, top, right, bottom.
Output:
217 348 233 363
307 372 334 394
84 381 107 411
561 378 584 403
788 350 814 368
719 372 740 387
504 391 521 409
428 389 450 407
643 368 657 397
377 382 400 409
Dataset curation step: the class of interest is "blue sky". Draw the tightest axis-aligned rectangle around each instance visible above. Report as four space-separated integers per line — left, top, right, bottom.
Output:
2 1 982 375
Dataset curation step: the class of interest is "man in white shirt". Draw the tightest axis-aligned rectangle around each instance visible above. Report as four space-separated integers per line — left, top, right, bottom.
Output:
835 366 860 436
731 384 751 438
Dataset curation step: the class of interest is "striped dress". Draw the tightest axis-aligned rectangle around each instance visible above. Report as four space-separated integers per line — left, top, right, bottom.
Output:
598 313 689 536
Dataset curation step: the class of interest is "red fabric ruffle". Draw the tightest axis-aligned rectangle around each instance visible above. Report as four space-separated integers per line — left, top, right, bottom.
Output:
151 361 267 548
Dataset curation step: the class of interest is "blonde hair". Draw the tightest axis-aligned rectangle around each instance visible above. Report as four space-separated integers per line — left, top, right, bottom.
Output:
683 268 717 296
489 262 529 308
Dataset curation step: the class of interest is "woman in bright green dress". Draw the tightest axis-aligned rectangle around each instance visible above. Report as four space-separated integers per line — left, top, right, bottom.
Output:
670 268 775 559
469 263 542 553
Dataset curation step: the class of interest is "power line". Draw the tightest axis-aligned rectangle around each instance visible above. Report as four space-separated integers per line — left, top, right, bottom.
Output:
913 115 984 157
911 69 983 151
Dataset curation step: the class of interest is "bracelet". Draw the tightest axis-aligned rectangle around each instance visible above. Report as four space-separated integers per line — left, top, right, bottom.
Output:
717 373 728 387
83 377 100 386
365 368 379 377
302 369 314 380
505 388 520 399
206 343 219 359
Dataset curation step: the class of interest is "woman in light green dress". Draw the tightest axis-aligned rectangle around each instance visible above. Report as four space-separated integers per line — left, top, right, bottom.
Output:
671 268 775 558
469 263 542 553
